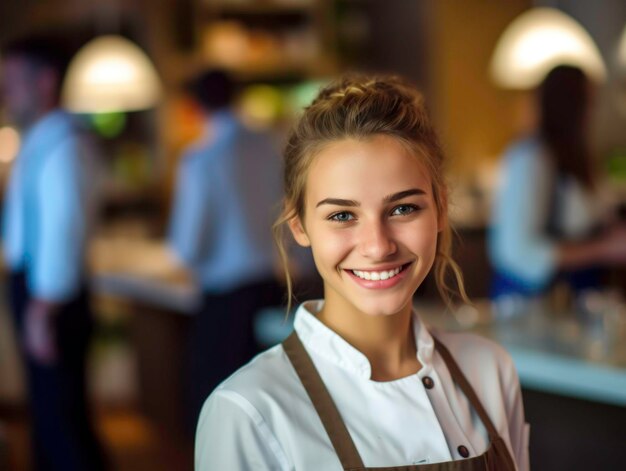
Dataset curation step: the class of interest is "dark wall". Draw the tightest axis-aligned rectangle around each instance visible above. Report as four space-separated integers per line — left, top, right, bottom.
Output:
359 0 432 94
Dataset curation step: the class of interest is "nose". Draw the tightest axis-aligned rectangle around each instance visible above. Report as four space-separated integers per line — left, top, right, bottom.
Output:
358 219 397 260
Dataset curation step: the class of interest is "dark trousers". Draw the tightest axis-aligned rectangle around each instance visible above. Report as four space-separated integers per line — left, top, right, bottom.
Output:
8 272 106 471
186 277 283 433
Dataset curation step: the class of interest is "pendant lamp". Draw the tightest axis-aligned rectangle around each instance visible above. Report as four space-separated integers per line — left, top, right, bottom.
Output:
618 24 626 70
615 24 626 116
62 35 162 113
490 7 606 89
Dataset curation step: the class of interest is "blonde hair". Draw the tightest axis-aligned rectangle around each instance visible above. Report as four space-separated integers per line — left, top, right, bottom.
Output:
273 74 469 312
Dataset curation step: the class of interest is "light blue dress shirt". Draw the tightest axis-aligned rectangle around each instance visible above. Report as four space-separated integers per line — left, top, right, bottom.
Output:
2 110 99 302
168 111 282 294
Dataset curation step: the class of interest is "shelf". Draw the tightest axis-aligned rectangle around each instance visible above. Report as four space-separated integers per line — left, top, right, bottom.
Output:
202 1 317 16
197 0 337 84
203 56 336 80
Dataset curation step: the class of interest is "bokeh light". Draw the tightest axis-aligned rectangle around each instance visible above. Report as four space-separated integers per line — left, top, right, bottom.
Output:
0 126 21 163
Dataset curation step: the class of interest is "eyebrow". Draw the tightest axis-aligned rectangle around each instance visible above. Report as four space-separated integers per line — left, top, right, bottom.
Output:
383 188 426 203
315 188 426 208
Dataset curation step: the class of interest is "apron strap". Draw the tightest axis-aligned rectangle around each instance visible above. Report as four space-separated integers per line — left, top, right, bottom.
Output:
283 331 516 471
432 338 500 442
433 338 517 470
283 332 365 470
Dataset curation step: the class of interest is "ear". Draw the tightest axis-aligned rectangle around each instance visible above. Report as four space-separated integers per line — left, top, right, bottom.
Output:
288 216 311 247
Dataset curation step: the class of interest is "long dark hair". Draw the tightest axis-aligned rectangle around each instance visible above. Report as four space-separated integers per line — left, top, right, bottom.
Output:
539 65 594 188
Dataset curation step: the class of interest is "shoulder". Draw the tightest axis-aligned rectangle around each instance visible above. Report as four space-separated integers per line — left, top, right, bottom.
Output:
196 343 302 463
502 137 549 172
206 343 300 414
180 143 209 165
498 137 553 195
503 136 541 158
177 142 219 181
237 125 279 152
196 345 295 470
433 329 508 356
432 329 518 387
222 343 291 384
501 136 546 168
40 132 81 176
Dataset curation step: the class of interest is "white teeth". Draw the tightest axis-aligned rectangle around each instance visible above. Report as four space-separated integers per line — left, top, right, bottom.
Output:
351 266 403 281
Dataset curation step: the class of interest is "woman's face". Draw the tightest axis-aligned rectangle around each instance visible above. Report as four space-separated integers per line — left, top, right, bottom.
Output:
289 134 441 318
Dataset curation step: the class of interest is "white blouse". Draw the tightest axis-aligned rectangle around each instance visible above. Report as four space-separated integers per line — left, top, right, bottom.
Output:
195 301 530 470
489 136 605 290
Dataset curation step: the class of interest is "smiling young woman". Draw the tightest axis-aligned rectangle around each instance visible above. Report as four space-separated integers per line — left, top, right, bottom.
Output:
288 135 440 379
195 75 530 470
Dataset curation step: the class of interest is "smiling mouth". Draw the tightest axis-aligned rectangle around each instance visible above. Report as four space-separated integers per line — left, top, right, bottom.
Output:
348 262 412 281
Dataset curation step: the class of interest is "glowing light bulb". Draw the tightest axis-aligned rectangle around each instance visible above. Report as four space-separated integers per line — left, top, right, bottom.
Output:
490 8 606 89
62 35 162 113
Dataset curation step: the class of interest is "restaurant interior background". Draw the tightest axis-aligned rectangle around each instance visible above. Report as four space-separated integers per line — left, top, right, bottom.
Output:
1 0 626 469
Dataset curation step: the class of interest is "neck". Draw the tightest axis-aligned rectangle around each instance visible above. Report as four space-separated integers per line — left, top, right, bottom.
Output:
317 296 421 381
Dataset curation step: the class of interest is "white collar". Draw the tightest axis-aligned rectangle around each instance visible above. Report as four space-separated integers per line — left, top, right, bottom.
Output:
293 300 435 380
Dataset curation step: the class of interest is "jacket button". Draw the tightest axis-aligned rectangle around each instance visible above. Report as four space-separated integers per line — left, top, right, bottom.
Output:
422 376 434 389
458 445 470 458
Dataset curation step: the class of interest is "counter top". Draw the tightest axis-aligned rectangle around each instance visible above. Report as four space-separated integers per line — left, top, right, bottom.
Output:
418 301 626 406
90 237 626 406
89 237 201 313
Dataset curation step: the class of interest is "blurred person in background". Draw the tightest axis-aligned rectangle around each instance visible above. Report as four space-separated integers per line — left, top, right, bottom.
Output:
489 65 626 310
0 33 106 470
168 69 284 432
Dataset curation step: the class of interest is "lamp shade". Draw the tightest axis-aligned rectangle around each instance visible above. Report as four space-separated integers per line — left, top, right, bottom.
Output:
490 7 606 89
618 24 626 70
62 35 162 113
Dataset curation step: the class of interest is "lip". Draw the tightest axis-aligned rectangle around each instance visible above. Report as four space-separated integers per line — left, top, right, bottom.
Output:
344 262 413 290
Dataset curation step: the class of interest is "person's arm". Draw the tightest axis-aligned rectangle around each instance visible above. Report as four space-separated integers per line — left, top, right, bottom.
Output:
34 137 85 301
556 224 626 268
26 137 85 364
195 390 290 471
490 143 557 290
168 154 213 269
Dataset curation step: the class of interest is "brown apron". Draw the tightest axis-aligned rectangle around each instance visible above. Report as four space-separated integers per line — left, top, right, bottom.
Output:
282 332 517 471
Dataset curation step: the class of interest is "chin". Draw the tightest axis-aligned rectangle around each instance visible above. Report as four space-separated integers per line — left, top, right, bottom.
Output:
352 295 413 318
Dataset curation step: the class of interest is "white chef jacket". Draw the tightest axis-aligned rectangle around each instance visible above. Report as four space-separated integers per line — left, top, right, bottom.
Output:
195 300 530 470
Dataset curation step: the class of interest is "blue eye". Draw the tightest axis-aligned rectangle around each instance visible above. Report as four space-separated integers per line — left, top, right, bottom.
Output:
329 211 355 223
391 204 418 216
